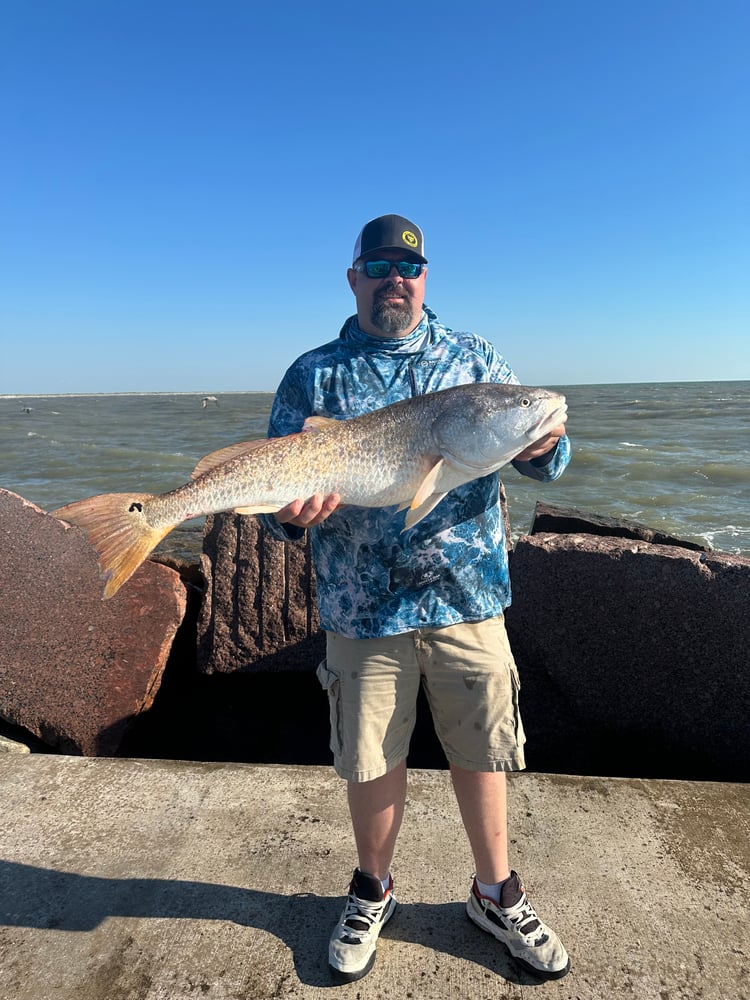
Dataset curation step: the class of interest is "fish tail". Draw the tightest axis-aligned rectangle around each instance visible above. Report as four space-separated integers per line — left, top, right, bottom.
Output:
52 492 175 598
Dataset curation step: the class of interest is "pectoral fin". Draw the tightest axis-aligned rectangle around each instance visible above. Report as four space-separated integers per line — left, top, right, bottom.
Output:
411 459 445 508
402 493 449 530
399 455 480 530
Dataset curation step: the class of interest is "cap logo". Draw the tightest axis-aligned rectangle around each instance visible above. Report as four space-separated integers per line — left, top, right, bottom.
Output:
401 230 419 248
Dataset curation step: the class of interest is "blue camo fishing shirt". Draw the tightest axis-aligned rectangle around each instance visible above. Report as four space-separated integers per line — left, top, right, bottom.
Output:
261 306 570 639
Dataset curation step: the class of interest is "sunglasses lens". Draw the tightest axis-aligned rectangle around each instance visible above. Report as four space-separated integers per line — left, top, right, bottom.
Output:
364 261 391 278
362 261 423 278
397 262 422 278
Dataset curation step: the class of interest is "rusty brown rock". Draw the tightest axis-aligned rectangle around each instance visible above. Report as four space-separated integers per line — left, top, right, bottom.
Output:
197 513 324 673
506 532 750 780
0 488 187 755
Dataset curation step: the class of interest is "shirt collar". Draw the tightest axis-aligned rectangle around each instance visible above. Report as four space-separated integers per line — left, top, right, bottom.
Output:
346 311 430 353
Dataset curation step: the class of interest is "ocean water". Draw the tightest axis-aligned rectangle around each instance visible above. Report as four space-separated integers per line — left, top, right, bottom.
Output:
1 381 748 560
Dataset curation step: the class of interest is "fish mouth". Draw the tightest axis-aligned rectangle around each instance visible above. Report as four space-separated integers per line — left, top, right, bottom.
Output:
524 401 568 442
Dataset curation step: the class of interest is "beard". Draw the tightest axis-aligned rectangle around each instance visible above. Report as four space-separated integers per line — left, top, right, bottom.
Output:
370 293 413 336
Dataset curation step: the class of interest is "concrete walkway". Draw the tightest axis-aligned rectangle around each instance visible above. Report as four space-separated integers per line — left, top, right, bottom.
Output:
0 755 747 1000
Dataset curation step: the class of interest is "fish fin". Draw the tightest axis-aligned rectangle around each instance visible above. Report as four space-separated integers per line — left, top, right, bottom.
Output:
402 492 449 531
302 415 338 432
232 504 284 515
191 439 269 479
52 493 175 599
393 459 446 518
411 459 445 509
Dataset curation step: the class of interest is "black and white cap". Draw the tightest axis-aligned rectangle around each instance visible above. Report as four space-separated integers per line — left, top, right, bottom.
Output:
352 214 427 264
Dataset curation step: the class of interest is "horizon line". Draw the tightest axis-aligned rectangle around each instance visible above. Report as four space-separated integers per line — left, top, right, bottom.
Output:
2 377 749 399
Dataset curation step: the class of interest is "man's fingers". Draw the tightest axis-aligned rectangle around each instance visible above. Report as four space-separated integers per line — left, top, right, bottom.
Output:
275 498 305 524
275 493 341 528
515 428 566 463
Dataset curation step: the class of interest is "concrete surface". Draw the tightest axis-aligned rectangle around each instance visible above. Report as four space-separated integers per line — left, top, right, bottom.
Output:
0 756 747 1000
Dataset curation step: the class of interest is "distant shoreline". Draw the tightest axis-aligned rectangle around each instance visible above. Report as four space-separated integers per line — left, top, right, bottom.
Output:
2 379 748 400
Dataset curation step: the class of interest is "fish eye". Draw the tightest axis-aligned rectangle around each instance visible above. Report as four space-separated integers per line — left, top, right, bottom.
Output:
520 397 531 407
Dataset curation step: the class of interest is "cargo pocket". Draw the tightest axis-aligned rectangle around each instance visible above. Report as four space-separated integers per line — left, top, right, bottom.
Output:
316 659 343 758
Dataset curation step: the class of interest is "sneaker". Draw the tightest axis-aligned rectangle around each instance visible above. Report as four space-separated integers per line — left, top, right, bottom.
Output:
466 871 570 979
328 868 397 983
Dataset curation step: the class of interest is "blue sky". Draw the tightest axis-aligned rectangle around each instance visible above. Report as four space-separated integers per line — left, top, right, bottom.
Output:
2 0 748 393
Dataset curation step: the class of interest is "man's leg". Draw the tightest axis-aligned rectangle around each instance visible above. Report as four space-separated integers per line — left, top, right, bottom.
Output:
322 628 415 984
347 759 407 880
453 763 571 979
327 762 405 982
323 631 417 881
450 765 510 884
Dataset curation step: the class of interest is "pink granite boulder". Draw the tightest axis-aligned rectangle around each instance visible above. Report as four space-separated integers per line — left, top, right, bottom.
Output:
197 512 323 673
506 530 750 779
0 488 187 755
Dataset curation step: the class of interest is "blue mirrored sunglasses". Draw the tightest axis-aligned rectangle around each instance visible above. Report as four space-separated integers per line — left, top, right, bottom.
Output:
354 260 427 279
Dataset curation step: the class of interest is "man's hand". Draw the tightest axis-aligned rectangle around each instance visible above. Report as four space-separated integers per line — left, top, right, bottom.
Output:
514 422 567 463
275 492 341 528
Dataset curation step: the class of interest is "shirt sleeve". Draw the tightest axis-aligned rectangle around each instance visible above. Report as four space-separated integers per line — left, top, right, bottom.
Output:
485 341 520 386
266 363 312 438
512 433 571 482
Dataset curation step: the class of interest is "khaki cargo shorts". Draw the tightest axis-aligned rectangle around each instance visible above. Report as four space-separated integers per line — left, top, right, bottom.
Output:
316 615 526 782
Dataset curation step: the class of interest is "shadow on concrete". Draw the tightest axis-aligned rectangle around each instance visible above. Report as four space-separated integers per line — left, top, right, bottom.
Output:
0 859 545 988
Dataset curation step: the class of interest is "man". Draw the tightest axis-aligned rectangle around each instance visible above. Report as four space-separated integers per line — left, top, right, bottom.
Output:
262 214 571 983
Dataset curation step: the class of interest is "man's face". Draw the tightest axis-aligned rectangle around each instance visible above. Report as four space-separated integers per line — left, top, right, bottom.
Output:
347 252 427 339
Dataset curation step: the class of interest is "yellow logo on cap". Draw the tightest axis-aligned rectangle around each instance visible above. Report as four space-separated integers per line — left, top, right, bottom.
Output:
402 230 419 248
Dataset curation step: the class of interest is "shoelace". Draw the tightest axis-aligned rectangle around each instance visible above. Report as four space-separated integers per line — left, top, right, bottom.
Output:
343 894 388 935
504 897 546 942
